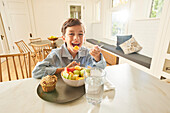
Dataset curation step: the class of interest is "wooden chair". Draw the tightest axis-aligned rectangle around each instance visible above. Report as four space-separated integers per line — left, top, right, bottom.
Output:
29 38 42 43
31 44 51 61
15 40 36 65
100 49 119 65
42 48 52 59
0 52 31 82
160 76 170 83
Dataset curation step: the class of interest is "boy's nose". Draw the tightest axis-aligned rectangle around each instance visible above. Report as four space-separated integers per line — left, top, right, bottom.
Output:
73 35 79 41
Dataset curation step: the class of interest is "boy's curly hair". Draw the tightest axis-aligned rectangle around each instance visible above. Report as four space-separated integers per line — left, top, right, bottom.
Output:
61 18 85 35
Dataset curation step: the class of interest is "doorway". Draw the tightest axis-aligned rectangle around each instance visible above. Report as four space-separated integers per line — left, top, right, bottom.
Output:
2 0 35 53
0 13 10 54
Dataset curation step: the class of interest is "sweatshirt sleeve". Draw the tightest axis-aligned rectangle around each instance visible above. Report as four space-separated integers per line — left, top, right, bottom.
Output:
32 51 59 79
91 53 107 69
85 53 107 69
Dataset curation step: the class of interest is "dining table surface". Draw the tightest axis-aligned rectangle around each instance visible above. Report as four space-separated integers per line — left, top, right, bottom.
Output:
0 64 170 113
28 38 64 48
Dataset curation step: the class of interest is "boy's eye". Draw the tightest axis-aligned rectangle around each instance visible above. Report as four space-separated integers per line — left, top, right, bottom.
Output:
79 34 83 36
69 33 74 36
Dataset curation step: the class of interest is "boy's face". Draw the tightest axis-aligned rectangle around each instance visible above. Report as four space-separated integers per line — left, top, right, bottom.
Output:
62 25 85 53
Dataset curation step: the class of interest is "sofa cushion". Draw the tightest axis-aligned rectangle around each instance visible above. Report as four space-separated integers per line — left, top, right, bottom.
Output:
116 35 132 50
119 37 142 54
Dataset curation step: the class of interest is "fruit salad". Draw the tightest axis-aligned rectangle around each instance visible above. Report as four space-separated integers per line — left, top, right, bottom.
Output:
61 66 90 80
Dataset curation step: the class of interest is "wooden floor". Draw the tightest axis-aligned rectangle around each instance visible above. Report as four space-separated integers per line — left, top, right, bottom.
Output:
1 57 36 82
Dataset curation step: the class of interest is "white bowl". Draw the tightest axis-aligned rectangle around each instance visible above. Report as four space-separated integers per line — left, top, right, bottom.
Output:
61 73 85 87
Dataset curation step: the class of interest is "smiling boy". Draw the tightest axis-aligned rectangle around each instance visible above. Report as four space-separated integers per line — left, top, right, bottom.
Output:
32 18 106 79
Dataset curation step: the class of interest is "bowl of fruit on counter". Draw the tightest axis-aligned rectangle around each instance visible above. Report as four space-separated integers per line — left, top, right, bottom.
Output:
61 66 90 87
47 36 59 41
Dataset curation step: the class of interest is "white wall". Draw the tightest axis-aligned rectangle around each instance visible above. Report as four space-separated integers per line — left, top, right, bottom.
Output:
128 19 160 57
32 0 67 39
128 0 160 57
32 0 93 39
92 0 109 39
81 0 93 38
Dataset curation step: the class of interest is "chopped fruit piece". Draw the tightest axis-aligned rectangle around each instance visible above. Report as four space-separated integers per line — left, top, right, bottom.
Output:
64 67 69 72
79 77 84 80
49 36 56 39
85 68 90 73
74 66 81 70
68 75 72 80
68 67 75 72
87 66 91 68
73 46 79 50
73 70 80 74
62 71 69 79
72 74 79 80
76 77 84 80
80 69 85 77
69 72 74 77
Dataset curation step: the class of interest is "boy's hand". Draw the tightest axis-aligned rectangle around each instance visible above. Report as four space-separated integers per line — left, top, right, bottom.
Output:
66 61 80 68
89 45 101 62
55 61 80 74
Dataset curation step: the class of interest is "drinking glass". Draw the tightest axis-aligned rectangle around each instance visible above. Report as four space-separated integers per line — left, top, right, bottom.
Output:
84 68 106 105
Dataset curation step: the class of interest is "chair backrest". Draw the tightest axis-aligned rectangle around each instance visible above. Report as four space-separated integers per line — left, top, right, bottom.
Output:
29 38 42 43
160 76 170 83
42 48 52 59
31 44 50 61
0 52 31 82
15 40 32 53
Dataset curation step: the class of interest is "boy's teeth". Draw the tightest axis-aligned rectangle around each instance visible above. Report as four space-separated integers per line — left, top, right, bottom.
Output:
72 43 79 47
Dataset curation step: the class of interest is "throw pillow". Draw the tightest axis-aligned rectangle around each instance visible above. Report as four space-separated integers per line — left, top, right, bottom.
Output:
116 35 132 50
119 37 142 54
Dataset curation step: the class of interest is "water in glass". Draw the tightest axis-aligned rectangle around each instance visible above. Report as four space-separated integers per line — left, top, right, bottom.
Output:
85 68 106 105
85 76 104 105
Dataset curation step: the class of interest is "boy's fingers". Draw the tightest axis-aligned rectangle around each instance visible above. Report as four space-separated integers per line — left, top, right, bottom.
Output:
94 45 99 49
91 49 100 54
94 45 100 50
91 47 100 53
67 61 77 67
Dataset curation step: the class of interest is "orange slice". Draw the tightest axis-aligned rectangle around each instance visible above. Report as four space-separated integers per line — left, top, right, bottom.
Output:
73 46 79 50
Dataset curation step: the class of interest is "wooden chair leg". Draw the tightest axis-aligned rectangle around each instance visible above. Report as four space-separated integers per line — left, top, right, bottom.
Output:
31 56 36 65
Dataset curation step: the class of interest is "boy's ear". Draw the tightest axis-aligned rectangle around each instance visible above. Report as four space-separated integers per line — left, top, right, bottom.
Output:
84 37 86 42
62 36 65 41
83 36 86 43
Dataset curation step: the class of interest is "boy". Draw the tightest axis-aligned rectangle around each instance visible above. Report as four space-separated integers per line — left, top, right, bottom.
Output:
32 18 106 79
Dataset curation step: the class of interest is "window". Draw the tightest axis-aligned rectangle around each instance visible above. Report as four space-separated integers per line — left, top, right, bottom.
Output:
70 5 81 19
112 0 128 8
150 0 164 18
111 10 128 37
111 0 129 40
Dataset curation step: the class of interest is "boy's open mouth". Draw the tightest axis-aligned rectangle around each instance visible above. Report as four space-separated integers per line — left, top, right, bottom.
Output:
72 43 80 47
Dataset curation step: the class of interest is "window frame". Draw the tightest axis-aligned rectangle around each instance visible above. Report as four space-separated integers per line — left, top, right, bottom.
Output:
109 0 130 41
149 0 164 18
93 0 101 23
